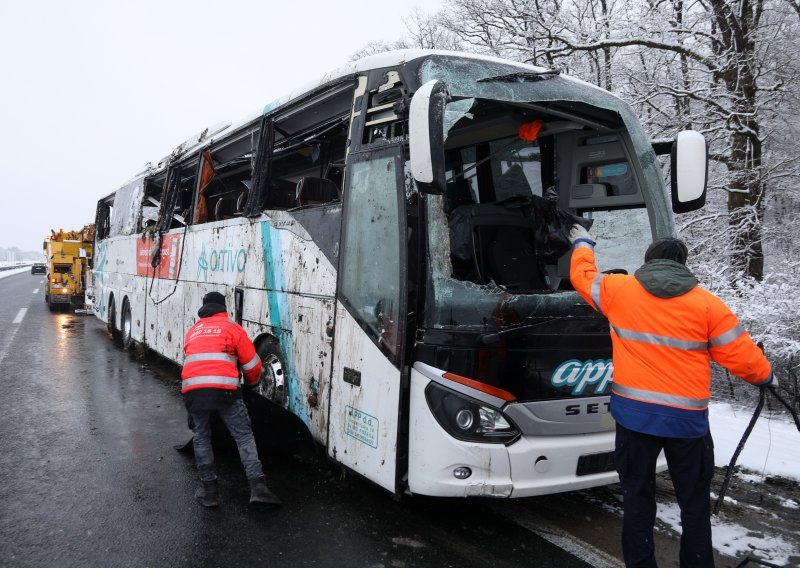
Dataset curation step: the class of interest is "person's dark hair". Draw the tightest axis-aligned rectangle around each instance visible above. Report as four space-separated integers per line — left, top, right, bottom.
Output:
644 238 689 265
202 291 227 307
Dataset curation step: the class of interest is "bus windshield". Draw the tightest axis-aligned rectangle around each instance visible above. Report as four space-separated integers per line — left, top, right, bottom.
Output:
419 56 671 331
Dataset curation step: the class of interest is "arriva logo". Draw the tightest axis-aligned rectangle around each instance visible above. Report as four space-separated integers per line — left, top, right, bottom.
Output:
197 243 247 281
551 359 614 396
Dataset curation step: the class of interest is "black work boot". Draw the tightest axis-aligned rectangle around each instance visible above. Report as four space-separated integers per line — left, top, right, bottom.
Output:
195 480 219 508
248 476 281 507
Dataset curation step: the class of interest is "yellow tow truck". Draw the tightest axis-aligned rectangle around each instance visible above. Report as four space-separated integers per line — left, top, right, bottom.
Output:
43 225 94 312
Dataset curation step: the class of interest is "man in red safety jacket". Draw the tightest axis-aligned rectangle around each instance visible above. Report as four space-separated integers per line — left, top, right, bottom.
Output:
569 228 775 567
182 291 280 508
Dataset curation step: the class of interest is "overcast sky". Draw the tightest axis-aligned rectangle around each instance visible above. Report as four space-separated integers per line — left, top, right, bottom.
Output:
0 0 440 252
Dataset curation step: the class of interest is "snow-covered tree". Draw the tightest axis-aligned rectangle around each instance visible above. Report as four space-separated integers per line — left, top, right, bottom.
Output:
349 8 461 60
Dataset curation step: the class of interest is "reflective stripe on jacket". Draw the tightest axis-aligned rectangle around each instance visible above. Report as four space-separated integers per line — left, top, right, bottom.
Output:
570 246 771 413
181 312 262 394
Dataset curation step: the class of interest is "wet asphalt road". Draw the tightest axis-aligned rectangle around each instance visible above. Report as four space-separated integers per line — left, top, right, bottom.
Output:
0 272 594 568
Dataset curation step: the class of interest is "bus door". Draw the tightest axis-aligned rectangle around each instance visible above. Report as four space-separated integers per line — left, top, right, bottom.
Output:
328 146 408 493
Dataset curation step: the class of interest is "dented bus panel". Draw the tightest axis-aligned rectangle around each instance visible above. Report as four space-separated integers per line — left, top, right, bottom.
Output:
92 50 706 499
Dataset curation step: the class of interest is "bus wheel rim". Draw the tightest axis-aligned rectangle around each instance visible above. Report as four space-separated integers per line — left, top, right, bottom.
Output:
260 353 286 405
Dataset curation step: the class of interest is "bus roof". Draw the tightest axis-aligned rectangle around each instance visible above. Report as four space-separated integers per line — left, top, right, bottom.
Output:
260 49 549 115
105 50 558 197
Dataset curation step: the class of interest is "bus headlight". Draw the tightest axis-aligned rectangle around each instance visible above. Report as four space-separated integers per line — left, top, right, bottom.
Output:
455 408 474 430
425 382 520 445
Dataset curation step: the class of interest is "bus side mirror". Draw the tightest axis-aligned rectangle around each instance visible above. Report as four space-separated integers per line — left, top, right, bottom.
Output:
409 80 450 195
671 130 707 213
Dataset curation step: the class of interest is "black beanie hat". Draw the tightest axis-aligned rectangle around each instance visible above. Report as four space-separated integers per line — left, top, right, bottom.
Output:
202 291 227 307
645 238 689 265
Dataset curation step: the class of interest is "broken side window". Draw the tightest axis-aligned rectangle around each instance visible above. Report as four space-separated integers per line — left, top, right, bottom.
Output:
142 158 199 232
262 117 348 209
261 80 354 210
108 179 144 237
268 120 347 209
195 125 259 223
172 160 198 229
142 173 166 235
94 195 114 241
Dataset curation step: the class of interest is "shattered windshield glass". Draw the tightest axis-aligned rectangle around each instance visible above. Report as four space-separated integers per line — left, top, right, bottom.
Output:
419 56 671 331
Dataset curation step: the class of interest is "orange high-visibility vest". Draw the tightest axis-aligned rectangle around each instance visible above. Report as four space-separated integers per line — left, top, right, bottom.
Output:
570 246 770 411
181 312 262 394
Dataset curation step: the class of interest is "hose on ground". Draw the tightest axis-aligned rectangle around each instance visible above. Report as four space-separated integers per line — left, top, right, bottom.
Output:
714 384 800 515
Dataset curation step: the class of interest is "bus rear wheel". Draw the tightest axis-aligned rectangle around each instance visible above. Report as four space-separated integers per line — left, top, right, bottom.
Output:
121 299 133 349
108 296 122 345
255 340 289 409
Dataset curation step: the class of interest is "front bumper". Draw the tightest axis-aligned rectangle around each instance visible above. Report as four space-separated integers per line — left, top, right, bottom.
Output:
49 293 84 307
407 363 665 498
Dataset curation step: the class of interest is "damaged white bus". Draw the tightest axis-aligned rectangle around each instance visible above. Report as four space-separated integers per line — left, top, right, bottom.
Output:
92 50 707 498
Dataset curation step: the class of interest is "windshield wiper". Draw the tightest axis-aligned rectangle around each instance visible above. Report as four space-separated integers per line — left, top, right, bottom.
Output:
477 70 561 83
479 317 565 345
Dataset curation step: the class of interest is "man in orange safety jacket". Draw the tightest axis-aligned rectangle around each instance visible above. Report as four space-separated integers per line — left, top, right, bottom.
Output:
182 291 280 508
569 228 774 568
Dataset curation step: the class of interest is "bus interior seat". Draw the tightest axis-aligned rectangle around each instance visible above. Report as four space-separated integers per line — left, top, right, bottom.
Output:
214 197 235 220
296 177 340 206
234 190 247 215
469 204 548 291
487 227 547 291
268 179 298 209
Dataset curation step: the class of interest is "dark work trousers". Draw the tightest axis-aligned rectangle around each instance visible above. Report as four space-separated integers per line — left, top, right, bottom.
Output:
614 423 715 568
189 398 264 482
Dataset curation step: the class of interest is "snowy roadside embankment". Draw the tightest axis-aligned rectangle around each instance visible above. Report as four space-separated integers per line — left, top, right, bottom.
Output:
657 499 798 565
710 401 799 480
0 267 32 279
655 402 800 565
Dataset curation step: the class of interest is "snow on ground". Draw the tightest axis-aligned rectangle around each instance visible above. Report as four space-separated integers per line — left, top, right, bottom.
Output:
652 402 800 565
780 497 799 510
0 267 31 279
658 501 797 565
710 402 799 481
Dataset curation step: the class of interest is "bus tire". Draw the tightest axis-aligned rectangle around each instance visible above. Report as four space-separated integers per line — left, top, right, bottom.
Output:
121 298 134 350
255 339 290 409
108 295 122 345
